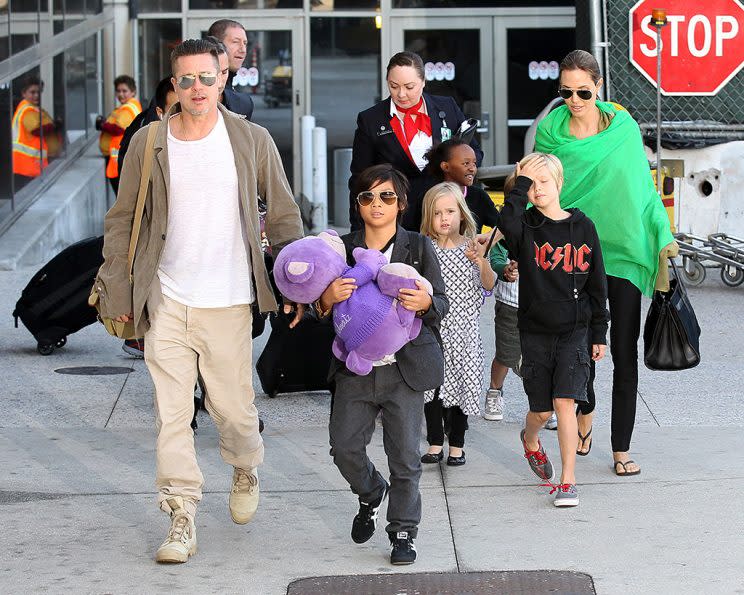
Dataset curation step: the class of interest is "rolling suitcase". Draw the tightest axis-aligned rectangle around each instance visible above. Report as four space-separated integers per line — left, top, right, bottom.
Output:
13 236 104 355
256 311 335 397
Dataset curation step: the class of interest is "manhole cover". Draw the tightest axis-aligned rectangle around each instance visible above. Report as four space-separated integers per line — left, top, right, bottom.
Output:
287 570 595 595
54 366 134 376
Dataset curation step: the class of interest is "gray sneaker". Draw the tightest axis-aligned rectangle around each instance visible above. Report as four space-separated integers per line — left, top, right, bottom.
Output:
544 413 558 430
520 429 555 482
553 483 579 507
483 388 504 420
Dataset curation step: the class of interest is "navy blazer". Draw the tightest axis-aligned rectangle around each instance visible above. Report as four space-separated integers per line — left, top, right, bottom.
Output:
328 226 449 392
223 88 255 121
348 93 483 232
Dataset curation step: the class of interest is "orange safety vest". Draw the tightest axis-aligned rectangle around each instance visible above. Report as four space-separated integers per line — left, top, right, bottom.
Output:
12 100 49 178
102 98 142 179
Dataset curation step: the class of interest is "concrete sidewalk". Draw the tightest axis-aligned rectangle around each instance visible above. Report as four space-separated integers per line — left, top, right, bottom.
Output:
1 266 742 594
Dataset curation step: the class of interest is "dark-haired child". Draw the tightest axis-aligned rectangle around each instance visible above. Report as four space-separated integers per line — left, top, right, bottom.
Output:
425 138 499 233
318 164 448 565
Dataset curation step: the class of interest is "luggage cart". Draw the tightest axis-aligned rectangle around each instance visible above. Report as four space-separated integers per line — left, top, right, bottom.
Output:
706 233 744 287
674 233 744 287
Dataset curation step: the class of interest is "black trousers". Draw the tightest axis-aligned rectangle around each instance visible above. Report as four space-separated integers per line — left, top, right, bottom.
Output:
577 275 641 452
424 395 468 449
330 364 423 537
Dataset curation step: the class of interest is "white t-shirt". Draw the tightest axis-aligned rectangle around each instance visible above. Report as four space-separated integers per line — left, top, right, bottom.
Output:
158 112 254 308
390 101 432 172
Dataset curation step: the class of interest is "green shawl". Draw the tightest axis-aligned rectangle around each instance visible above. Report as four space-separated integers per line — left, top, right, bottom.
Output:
534 101 674 297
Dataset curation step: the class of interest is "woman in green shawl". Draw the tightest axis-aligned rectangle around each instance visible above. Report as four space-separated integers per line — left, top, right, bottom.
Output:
534 50 675 477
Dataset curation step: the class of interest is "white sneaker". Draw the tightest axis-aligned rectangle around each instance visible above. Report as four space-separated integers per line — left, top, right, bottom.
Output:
230 467 260 524
544 413 558 430
483 388 504 421
155 497 197 563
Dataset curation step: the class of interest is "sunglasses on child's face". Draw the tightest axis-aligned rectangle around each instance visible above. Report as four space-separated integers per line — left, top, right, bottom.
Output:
176 73 218 89
356 190 398 207
559 87 593 101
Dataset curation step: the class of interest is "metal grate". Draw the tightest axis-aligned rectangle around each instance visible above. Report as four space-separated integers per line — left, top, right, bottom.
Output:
604 0 744 127
288 570 596 595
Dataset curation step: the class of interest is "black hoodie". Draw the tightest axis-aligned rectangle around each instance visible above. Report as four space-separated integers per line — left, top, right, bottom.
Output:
499 176 609 345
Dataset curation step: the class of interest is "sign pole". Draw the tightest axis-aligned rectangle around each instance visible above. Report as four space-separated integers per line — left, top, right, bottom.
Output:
652 8 668 196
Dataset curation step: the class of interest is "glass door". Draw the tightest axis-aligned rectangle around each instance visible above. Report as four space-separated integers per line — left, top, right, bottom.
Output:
187 17 304 191
496 16 575 163
390 17 495 165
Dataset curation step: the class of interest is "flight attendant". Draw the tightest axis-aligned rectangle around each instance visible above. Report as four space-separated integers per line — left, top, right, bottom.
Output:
348 51 482 231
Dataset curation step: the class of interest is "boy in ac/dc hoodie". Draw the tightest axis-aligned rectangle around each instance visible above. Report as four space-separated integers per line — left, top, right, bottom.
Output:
498 152 609 508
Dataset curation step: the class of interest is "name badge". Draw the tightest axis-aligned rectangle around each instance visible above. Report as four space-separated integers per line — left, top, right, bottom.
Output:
441 127 452 141
377 125 393 137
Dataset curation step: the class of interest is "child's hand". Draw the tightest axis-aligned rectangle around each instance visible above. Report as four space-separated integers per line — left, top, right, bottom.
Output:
504 260 519 282
464 239 484 263
591 344 606 361
398 280 433 314
319 277 357 309
515 158 543 183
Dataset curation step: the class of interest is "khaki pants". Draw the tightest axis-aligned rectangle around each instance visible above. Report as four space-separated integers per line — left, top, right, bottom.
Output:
145 282 263 512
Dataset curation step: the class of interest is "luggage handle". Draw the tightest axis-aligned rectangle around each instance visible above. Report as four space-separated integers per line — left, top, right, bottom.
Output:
127 123 159 283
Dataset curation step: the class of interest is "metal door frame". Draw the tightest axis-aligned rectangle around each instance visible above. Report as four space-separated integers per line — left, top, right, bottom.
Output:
494 14 575 164
186 16 305 193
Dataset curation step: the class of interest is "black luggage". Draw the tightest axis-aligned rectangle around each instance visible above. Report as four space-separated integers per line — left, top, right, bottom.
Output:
13 236 104 355
256 311 335 397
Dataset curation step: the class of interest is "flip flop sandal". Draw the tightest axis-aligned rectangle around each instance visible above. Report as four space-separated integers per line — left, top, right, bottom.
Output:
614 460 641 476
577 427 592 456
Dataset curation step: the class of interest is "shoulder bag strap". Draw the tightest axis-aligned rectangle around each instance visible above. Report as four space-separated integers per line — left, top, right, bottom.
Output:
127 122 159 282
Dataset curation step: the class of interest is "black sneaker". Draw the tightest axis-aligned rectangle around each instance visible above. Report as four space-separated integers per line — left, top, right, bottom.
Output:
389 531 417 565
350 481 389 544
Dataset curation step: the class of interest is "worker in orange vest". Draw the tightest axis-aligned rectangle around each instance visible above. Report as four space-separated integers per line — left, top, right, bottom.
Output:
98 75 141 192
12 76 61 184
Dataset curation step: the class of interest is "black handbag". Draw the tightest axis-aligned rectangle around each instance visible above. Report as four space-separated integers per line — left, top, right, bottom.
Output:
643 259 701 371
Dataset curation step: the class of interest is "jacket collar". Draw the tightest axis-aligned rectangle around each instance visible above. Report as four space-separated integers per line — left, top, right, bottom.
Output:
423 93 445 139
348 226 410 264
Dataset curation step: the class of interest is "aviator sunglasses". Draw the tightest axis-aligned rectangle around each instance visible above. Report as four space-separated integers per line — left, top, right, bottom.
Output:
559 87 594 100
176 72 218 89
356 190 398 207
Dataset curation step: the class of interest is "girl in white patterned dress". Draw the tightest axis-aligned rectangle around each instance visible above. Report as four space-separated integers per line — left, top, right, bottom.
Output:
419 182 495 466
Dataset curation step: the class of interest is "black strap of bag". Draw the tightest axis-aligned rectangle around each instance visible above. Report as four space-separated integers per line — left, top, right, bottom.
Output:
643 258 702 371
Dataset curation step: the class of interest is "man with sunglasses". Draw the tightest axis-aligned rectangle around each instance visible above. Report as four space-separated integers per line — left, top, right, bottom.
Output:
95 38 304 564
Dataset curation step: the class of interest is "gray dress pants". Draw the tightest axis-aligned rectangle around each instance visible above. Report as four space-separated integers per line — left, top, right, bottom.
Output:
329 363 423 537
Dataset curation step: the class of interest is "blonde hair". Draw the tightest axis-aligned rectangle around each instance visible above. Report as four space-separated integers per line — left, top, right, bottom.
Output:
517 152 564 191
420 181 478 240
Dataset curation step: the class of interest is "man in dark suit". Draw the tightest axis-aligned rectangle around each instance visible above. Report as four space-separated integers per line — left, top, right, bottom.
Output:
207 36 254 120
349 92 482 232
208 19 255 120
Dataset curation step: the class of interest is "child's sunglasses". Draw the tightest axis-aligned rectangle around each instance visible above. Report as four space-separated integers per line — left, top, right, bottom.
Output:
558 88 593 101
356 190 398 206
176 73 218 89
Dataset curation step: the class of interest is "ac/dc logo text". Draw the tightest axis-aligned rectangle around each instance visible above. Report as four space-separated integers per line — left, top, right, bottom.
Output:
534 242 591 272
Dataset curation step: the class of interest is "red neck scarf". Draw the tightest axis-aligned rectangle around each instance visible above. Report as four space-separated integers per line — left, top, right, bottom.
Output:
394 98 432 144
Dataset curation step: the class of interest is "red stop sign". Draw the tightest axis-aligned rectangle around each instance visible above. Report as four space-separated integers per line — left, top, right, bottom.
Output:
629 0 744 95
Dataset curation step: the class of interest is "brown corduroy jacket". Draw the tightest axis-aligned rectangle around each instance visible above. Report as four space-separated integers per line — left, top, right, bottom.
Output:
93 102 303 337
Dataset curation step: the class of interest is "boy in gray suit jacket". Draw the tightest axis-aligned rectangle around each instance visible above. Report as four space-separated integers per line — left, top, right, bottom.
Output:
317 164 448 565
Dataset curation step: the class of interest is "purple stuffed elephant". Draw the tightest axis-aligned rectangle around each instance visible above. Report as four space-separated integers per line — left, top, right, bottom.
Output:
273 230 433 375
